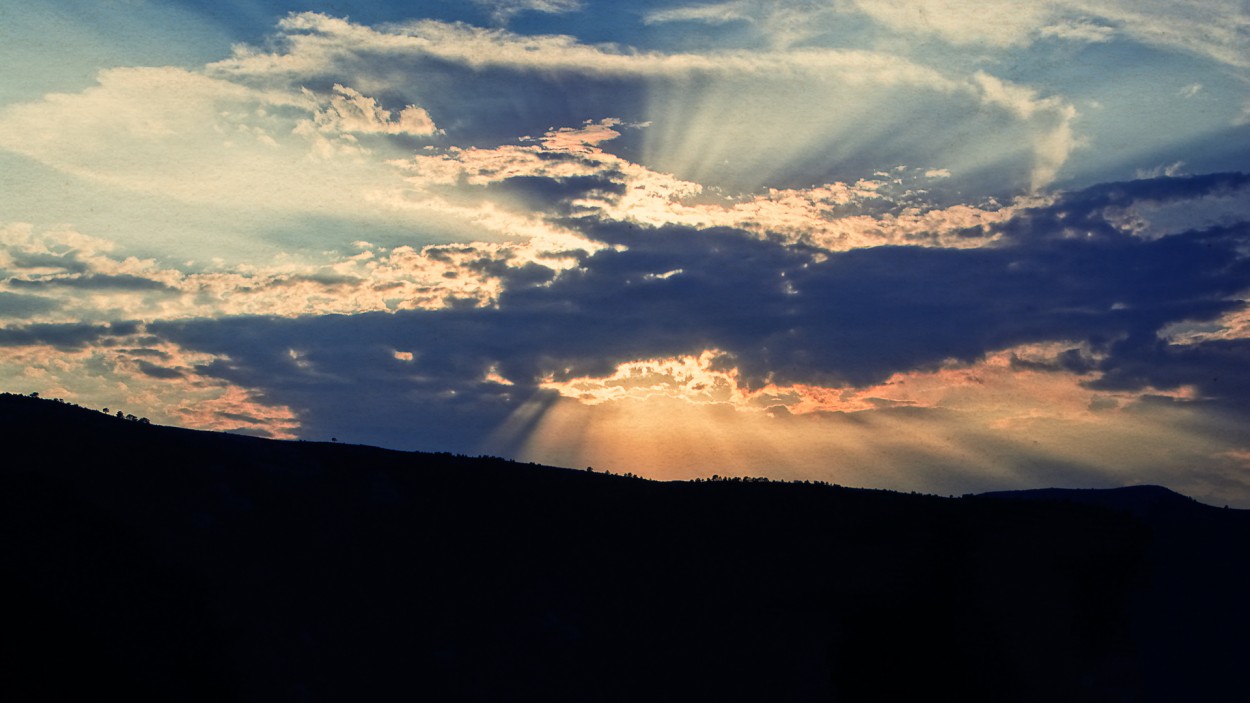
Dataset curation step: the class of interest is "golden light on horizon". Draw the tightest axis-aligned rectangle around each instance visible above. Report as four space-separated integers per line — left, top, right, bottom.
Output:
482 344 1233 500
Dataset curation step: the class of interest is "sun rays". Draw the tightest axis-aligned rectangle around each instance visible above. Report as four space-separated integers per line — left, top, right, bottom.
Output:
482 343 1248 503
3 4 1249 504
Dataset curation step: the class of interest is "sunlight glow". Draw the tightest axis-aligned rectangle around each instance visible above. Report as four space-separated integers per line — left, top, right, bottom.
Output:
516 344 1233 499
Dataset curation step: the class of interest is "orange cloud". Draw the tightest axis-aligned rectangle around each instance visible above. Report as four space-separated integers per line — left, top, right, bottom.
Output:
540 342 1201 425
0 334 299 438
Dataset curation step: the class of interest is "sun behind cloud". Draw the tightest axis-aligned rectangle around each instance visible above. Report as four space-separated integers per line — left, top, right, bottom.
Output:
2 2 1249 505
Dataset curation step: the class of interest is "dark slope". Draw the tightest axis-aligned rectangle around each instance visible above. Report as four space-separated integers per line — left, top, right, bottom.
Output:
979 485 1211 518
2 393 1248 702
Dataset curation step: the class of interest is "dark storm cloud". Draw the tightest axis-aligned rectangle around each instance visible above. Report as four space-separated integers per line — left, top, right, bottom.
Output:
770 227 1247 386
1090 338 1250 415
1009 347 1098 374
158 311 527 451
8 274 176 292
0 321 142 349
135 359 185 380
273 273 364 288
1042 171 1250 212
8 251 89 273
120 347 172 359
153 173 1250 448
0 291 57 318
485 175 627 214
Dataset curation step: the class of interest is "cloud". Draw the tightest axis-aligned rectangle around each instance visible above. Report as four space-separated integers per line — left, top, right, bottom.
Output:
1162 304 1250 347
536 342 1103 416
1071 0 1250 72
130 173 1249 458
0 222 601 325
389 119 1031 250
2 108 1035 335
844 1 1250 72
1134 161 1186 179
640 1 844 50
0 321 139 349
0 9 1088 234
308 84 439 136
9 274 176 292
1037 20 1115 43
211 11 957 82
0 331 300 437
2 165 1231 498
1084 171 1250 239
851 0 1053 47
0 67 469 254
472 0 584 24
0 292 57 319
971 72 1080 190
14 160 1240 439
644 0 1249 76
207 12 1080 191
644 2 756 27
680 181 1023 251
2 6 1247 506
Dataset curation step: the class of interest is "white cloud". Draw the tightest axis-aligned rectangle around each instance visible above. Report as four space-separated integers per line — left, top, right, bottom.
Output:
0 67 444 218
1133 161 1185 179
207 14 1079 191
1038 20 1115 43
970 72 1080 189
211 12 955 84
310 84 439 136
846 1 1250 72
637 1 1248 78
1070 0 1250 72
644 1 755 26
472 0 583 24
852 0 1052 47
0 12 1084 277
640 2 837 50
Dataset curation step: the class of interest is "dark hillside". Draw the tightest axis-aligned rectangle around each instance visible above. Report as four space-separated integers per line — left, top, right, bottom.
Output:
2 393 1248 701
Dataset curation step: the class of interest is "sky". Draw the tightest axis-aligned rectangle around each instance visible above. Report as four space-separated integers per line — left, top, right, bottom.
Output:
2 1 1249 504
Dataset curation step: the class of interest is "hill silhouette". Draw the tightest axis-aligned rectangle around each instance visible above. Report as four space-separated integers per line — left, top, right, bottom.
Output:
2 392 1248 701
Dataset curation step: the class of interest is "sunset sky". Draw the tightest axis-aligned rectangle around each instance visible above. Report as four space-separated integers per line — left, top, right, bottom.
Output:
3 1 1249 504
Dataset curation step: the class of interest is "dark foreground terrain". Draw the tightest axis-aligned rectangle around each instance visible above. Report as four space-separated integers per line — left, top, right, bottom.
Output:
2 393 1248 701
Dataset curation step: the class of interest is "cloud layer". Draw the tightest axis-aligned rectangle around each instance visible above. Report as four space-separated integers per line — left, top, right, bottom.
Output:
2 4 1249 504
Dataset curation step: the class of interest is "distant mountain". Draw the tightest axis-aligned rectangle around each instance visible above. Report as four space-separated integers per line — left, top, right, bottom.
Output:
978 485 1209 517
2 392 1248 702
